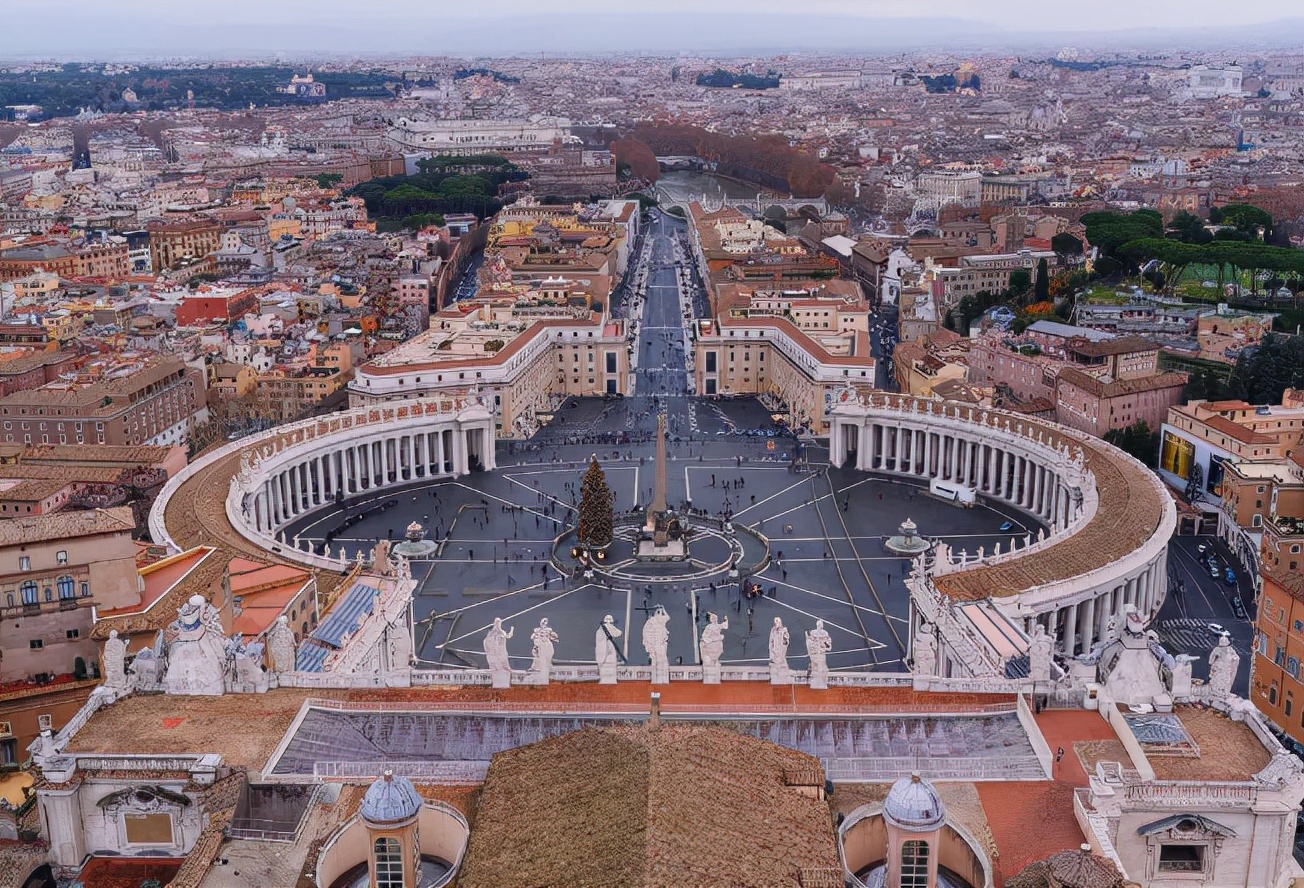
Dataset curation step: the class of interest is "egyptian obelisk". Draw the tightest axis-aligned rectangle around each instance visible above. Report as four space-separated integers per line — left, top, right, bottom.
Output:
645 413 668 533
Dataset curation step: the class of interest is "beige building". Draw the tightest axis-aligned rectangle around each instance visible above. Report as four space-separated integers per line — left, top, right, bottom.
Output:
0 506 138 750
693 283 874 435
351 303 629 439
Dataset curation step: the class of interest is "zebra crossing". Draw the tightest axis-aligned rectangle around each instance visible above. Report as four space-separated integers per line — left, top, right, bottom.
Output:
1154 618 1221 653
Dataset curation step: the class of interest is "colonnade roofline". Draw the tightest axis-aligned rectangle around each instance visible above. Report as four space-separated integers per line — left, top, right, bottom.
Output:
149 396 495 569
825 392 1175 612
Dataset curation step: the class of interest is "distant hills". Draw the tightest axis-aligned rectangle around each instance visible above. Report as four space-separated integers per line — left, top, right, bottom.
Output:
1 11 1301 59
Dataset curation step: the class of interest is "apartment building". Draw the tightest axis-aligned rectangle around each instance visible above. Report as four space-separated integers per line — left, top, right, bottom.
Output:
693 282 874 435
146 220 222 272
0 357 208 448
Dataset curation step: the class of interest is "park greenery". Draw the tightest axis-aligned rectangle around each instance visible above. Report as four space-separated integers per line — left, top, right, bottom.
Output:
349 154 528 229
1182 333 1304 406
0 65 392 119
696 69 780 89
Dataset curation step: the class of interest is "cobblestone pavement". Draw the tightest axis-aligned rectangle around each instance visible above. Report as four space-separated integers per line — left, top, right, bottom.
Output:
282 210 1041 676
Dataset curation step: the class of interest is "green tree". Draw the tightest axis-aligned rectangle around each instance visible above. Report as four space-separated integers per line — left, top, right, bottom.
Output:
1167 211 1211 244
577 458 614 550
1103 420 1160 468
1008 270 1032 298
1033 257 1050 302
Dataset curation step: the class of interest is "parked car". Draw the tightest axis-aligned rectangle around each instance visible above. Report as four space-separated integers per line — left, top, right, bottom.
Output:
1231 596 1247 619
1197 543 1208 554
1208 622 1226 635
1209 563 1221 578
1224 567 1237 586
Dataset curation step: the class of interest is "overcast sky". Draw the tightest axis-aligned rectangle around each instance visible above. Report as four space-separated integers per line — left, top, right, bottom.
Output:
3 0 1300 57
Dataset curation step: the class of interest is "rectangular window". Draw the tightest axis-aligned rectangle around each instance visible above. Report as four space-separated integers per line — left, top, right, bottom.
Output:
18 556 29 571
29 639 42 650
1158 844 1204 873
1289 657 1299 679
706 352 718 373
66 629 79 640
124 813 174 845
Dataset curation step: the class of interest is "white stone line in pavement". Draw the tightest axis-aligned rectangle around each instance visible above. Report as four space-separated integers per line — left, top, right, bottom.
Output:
728 472 824 519
763 596 885 647
438 582 589 647
760 573 910 626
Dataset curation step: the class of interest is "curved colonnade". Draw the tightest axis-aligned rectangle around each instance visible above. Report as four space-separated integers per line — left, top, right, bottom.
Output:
829 394 1176 662
150 398 495 572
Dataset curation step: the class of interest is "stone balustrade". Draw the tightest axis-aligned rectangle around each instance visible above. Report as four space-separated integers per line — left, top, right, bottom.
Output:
828 393 1175 673
152 397 495 570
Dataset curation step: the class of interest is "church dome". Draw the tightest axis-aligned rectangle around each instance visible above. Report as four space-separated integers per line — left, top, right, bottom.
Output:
360 770 422 826
883 772 945 831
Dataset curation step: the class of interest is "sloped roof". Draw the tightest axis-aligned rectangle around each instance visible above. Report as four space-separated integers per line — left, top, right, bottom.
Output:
457 724 839 888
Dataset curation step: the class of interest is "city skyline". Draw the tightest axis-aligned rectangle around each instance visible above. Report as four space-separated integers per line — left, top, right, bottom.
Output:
2 0 1302 57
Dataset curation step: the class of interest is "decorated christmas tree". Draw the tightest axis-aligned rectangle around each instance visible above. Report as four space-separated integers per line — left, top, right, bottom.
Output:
577 457 614 550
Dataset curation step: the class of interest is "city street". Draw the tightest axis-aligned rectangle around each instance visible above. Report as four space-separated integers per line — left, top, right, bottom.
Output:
1153 534 1256 695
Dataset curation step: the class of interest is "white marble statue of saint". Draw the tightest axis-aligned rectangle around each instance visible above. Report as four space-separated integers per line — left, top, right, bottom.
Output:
699 613 728 668
596 615 622 684
806 620 832 689
913 622 938 678
387 619 413 673
769 617 791 684
642 605 671 685
1029 622 1054 682
526 618 559 683
103 629 129 691
484 618 514 689
266 616 297 674
163 594 229 696
1207 633 1239 699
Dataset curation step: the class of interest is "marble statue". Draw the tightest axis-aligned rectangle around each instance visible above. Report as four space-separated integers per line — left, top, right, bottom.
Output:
102 629 128 691
1029 622 1054 682
228 636 268 693
596 615 622 685
371 540 393 576
163 595 229 696
484 618 514 689
769 617 791 685
913 622 938 677
129 646 159 691
387 620 413 674
806 620 832 690
1208 633 1239 699
642 605 671 685
525 618 559 685
1105 613 1120 644
699 612 728 684
1171 653 1196 698
266 616 296 674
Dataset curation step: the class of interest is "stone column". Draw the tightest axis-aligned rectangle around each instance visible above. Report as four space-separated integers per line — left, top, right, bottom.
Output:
1082 595 1096 653
1064 603 1078 656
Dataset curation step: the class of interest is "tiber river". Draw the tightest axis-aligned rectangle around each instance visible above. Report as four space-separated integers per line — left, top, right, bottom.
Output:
653 169 780 207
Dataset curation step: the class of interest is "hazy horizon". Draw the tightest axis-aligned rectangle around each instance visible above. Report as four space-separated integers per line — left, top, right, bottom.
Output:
2 1 1302 59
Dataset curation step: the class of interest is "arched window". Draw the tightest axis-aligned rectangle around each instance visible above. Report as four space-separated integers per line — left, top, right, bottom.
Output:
1270 683 1279 706
57 576 74 600
373 837 404 888
20 580 37 605
900 839 930 888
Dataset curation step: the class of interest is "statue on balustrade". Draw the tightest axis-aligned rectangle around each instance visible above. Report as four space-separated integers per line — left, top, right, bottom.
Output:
642 605 671 685
1207 634 1239 700
1029 622 1054 683
102 629 129 691
596 615 622 685
913 622 938 677
266 616 297 674
806 620 832 690
769 617 791 685
525 618 559 685
163 594 229 696
484 618 514 689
